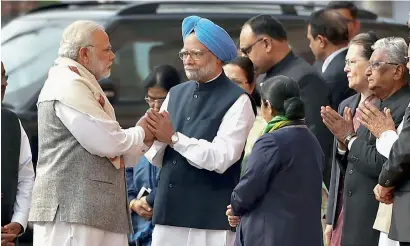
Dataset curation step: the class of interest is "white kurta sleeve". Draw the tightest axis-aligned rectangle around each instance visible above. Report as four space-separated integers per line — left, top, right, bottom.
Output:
172 94 255 174
11 122 35 231
376 130 399 158
145 95 170 167
55 101 149 167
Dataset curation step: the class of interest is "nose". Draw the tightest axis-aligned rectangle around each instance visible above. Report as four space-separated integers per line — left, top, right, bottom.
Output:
183 55 195 65
365 65 372 77
109 50 115 61
344 63 350 73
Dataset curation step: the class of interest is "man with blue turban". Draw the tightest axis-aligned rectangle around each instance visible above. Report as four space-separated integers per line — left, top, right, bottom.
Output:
144 16 256 246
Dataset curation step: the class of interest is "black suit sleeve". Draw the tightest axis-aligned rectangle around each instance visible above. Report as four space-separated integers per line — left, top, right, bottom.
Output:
348 138 387 178
379 111 410 187
298 73 333 187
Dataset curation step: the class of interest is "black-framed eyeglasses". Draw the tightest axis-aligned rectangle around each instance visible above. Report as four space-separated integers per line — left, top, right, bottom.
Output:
240 38 264 56
368 61 400 70
178 49 209 61
145 96 166 105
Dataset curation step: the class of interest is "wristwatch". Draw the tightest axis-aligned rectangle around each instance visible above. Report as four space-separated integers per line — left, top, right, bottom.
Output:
170 132 179 147
344 132 357 147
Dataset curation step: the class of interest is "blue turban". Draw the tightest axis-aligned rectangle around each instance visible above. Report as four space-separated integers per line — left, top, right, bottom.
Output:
182 15 237 62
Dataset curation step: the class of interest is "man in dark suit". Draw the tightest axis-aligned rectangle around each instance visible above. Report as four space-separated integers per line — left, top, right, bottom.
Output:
239 14 333 188
307 9 355 110
321 37 410 246
1 61 35 246
356 36 410 246
312 1 361 71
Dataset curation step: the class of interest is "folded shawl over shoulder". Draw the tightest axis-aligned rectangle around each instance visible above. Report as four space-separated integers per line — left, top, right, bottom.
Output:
182 15 237 62
37 57 122 169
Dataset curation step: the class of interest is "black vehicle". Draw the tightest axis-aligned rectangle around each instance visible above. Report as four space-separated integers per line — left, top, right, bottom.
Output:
1 1 408 244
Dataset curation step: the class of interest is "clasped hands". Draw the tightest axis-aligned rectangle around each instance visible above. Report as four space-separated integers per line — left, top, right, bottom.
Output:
321 102 396 204
136 109 175 147
320 106 355 149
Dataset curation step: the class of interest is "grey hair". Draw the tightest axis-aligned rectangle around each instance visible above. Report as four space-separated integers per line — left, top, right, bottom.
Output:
58 20 104 60
372 37 408 64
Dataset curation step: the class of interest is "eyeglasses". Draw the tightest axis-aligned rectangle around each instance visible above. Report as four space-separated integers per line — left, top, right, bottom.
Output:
240 38 264 56
345 59 367 67
145 96 166 105
178 49 209 61
368 61 400 70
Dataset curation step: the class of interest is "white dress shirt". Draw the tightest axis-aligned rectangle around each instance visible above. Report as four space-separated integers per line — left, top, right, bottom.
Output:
322 46 348 73
55 102 149 167
11 121 35 231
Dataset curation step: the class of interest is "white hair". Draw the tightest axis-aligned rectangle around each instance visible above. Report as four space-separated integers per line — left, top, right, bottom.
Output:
372 37 408 64
58 20 104 60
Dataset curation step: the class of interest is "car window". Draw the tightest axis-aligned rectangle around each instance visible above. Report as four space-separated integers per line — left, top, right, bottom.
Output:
1 21 66 109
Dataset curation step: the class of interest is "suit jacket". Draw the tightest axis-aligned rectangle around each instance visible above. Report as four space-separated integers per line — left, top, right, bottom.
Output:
335 86 410 246
379 105 410 242
231 124 324 246
266 51 333 188
322 49 356 110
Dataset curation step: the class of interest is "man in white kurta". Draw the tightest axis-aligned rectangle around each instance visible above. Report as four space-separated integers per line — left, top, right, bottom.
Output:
29 20 154 246
144 16 255 246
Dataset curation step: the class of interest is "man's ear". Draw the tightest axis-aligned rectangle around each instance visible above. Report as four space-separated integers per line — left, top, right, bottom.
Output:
78 47 90 64
393 65 406 81
264 37 273 53
317 35 327 48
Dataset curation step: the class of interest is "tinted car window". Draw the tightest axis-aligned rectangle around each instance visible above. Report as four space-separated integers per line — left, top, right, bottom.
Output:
2 22 65 109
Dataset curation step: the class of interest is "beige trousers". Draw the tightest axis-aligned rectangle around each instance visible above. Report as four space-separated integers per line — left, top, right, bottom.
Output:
33 220 128 246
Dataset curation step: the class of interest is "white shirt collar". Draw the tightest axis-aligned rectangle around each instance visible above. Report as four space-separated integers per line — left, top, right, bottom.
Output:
321 46 348 73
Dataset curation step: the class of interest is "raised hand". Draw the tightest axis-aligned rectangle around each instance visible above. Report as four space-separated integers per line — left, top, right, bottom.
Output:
357 102 395 138
321 106 355 143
